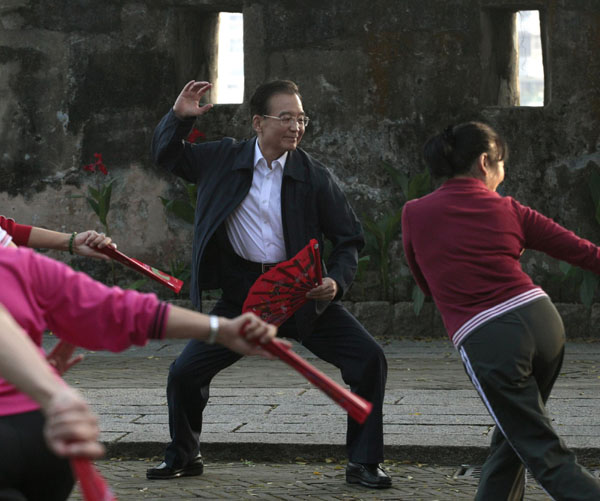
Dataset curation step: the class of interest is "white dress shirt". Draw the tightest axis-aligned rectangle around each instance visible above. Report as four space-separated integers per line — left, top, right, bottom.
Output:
225 139 288 263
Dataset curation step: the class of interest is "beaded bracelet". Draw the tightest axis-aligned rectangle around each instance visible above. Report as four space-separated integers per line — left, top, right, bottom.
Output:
68 231 77 255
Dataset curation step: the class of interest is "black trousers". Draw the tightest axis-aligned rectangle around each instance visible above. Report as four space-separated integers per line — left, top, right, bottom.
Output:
0 410 74 501
460 297 600 501
163 295 387 468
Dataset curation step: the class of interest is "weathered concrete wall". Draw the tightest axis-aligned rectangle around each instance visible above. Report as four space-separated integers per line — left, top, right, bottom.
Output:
1 1 599 328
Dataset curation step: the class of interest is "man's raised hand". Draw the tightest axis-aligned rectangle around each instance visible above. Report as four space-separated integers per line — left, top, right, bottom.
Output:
173 80 214 120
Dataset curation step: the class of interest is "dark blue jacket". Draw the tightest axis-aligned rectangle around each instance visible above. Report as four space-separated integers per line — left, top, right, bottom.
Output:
152 110 364 335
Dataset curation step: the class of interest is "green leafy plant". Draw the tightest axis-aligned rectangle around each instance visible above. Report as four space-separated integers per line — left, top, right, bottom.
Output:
160 178 199 296
391 165 432 315
362 211 403 301
383 162 431 204
160 181 197 225
355 255 371 283
558 166 600 308
122 278 148 291
160 128 205 224
159 176 198 295
360 162 432 313
78 152 119 284
169 258 192 283
82 153 114 235
558 262 598 308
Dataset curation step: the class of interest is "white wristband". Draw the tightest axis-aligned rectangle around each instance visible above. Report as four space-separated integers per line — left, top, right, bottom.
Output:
207 315 219 344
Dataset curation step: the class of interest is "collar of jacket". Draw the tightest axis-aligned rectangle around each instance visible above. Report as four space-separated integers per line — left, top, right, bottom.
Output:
231 138 307 183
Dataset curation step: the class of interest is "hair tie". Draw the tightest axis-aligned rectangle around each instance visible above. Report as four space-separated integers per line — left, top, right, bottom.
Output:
443 125 455 146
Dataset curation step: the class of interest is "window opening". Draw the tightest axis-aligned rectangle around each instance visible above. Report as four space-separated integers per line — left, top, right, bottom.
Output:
517 10 544 106
215 12 244 104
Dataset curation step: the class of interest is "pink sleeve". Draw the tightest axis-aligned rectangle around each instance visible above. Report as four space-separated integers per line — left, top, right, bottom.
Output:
516 199 600 274
29 251 170 352
401 203 432 296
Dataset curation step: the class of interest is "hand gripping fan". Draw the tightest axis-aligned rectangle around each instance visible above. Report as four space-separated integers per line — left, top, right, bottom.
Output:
242 239 323 325
71 458 117 501
242 239 372 424
99 246 183 293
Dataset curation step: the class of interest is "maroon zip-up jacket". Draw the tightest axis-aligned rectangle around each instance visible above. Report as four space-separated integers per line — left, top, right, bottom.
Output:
402 177 600 346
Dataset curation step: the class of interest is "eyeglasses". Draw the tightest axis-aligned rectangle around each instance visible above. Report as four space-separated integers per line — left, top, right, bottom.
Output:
263 114 310 128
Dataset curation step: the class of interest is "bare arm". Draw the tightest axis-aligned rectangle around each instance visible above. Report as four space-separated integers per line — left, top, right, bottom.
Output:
0 306 103 458
0 305 61 408
26 227 115 260
164 306 283 357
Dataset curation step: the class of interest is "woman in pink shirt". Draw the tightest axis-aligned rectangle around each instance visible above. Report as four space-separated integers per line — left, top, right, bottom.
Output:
0 216 117 372
402 122 600 500
0 246 278 501
0 304 104 471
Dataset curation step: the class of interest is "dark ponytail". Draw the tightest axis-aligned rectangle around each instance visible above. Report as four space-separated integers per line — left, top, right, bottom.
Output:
423 122 508 178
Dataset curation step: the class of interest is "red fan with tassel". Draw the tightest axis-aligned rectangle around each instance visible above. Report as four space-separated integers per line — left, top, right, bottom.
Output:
242 239 372 424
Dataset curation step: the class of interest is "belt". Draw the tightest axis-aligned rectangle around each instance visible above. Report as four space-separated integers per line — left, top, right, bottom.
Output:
235 255 281 274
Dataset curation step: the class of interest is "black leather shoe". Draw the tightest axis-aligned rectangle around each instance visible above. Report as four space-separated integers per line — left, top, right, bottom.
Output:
346 462 392 488
146 454 204 480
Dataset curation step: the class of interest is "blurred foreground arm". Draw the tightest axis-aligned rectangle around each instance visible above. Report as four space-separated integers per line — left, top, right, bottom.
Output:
0 305 104 458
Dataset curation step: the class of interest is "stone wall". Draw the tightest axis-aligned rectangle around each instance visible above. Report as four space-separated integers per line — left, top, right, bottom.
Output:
1 1 599 326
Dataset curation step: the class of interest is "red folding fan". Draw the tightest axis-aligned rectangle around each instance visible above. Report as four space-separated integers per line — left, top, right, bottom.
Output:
71 458 117 501
99 246 183 293
242 239 322 326
241 240 373 424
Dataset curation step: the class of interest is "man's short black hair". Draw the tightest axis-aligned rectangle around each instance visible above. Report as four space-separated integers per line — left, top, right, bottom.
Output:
249 80 301 117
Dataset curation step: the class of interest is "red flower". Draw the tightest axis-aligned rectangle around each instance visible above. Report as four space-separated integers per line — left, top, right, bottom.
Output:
186 128 206 143
82 152 109 175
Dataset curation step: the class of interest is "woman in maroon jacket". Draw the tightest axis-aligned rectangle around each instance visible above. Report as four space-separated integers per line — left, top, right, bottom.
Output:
402 121 600 500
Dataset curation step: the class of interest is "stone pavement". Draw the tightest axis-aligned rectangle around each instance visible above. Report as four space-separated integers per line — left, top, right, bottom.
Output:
67 459 553 500
46 334 600 500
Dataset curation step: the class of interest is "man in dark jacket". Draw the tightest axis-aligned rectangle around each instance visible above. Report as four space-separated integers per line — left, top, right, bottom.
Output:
146 79 390 488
